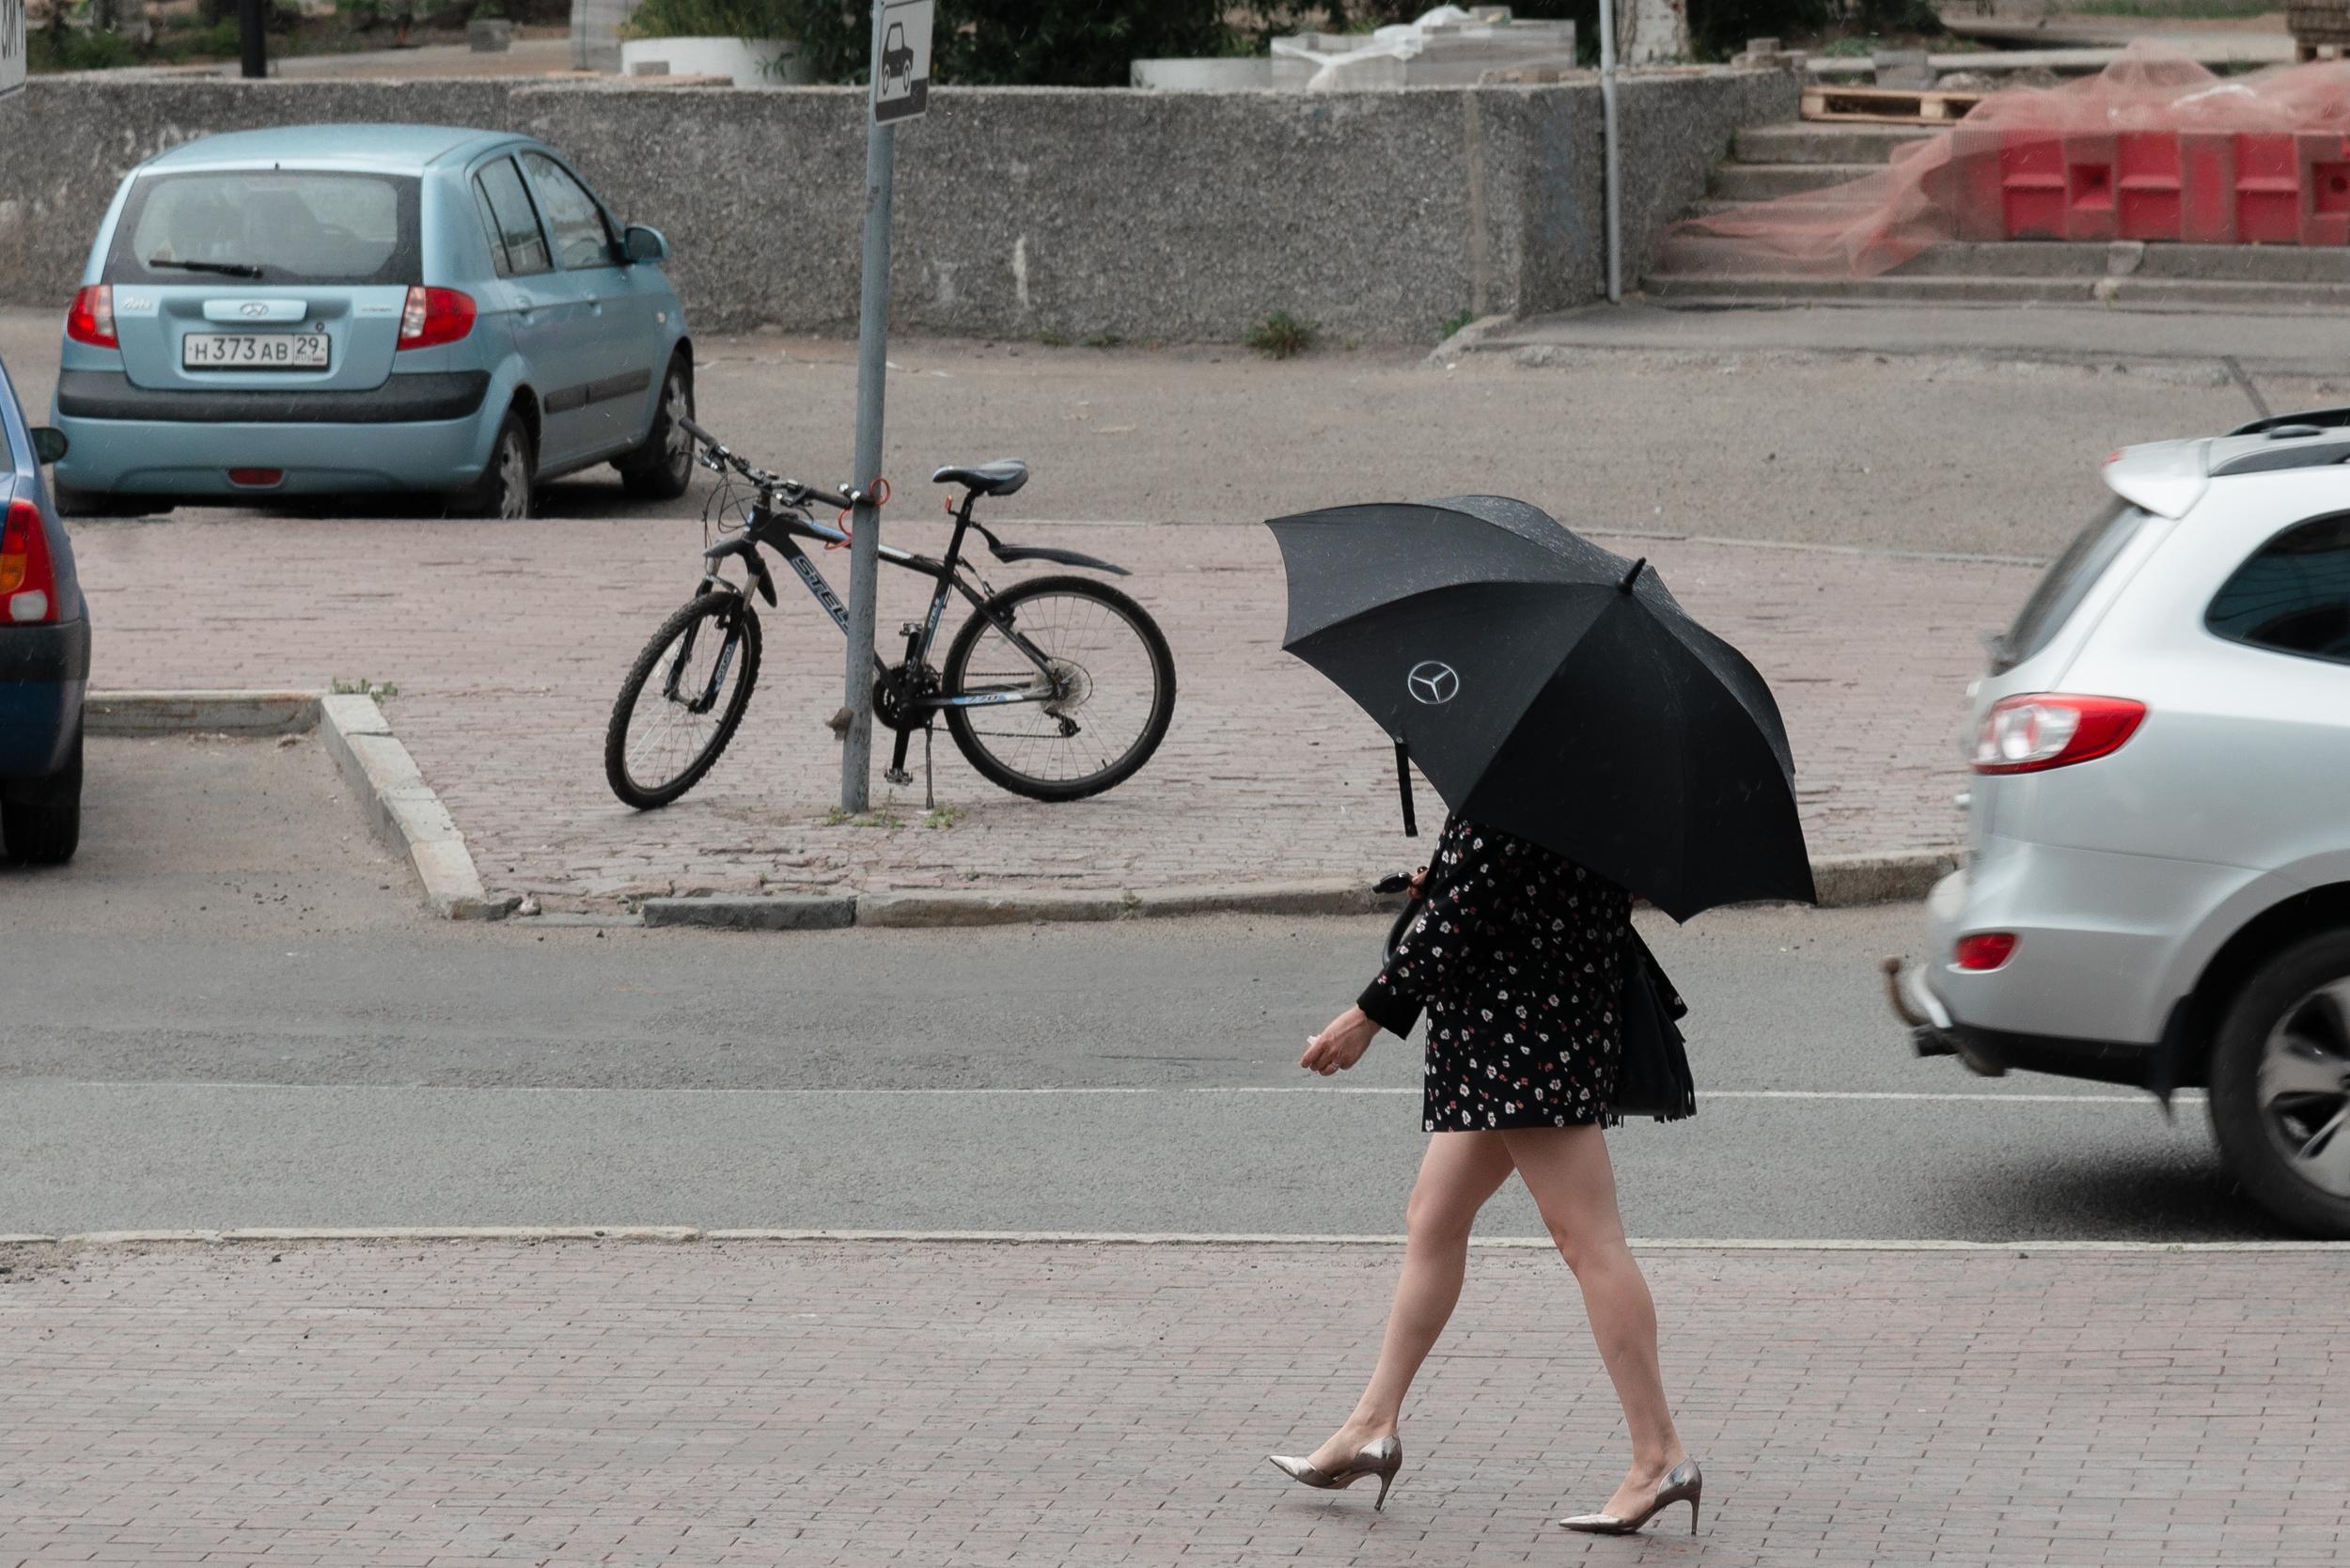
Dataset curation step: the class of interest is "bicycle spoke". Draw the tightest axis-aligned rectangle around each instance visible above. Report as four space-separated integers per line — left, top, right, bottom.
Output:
621 606 747 795
954 588 1162 787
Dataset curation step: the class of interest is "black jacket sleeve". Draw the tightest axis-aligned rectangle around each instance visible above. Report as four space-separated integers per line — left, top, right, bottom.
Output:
1357 902 1430 1039
1356 816 1465 1039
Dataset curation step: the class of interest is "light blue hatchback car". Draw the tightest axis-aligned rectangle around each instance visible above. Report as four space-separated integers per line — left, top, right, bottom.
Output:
51 124 693 519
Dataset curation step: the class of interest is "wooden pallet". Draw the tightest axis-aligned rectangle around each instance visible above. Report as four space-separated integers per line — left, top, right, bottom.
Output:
1801 86 1987 126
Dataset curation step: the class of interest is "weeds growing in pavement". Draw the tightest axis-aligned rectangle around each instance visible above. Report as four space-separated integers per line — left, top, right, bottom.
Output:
824 805 905 829
1246 311 1319 360
330 678 400 701
1439 308 1477 340
923 805 964 830
1083 332 1124 349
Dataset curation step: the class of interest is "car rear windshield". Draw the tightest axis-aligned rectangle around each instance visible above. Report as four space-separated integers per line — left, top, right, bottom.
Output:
105 171 421 288
1992 499 2148 674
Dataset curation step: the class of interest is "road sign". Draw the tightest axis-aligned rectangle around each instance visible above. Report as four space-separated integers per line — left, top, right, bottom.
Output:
871 0 932 125
3 0 27 102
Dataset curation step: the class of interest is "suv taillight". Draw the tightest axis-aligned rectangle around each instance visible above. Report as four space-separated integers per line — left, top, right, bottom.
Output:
398 286 476 350
66 285 117 349
0 500 59 624
1971 694 2147 775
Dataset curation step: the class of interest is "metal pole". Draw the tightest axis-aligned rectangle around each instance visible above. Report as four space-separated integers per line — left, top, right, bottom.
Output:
839 1 896 811
238 0 268 79
1597 0 1622 304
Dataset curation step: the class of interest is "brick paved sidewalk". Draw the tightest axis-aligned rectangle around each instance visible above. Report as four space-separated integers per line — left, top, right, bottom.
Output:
5 1239 2343 1567
74 517 2033 909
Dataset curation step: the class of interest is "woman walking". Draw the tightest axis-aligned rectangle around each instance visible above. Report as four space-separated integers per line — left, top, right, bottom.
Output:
1266 813 1701 1536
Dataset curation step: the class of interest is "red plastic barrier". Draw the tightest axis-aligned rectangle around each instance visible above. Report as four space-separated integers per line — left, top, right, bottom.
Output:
1997 128 2350 244
1667 47 2350 280
2117 132 2183 241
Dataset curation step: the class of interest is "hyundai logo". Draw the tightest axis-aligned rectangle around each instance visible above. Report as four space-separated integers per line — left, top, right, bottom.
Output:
238 302 270 318
1406 661 1460 705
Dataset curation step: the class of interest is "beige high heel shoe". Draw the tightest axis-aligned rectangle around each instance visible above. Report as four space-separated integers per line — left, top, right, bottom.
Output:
1559 1457 1702 1535
1266 1435 1403 1510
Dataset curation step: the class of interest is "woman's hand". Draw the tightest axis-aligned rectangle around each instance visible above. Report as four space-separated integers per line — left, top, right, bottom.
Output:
1302 1006 1381 1076
1409 865 1428 898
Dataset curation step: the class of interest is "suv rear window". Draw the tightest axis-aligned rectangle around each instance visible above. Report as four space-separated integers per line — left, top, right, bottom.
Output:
106 171 420 288
1993 499 2147 674
2206 513 2350 666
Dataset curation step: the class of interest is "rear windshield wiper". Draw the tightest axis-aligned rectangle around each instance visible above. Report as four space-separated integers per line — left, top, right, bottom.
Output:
146 258 266 278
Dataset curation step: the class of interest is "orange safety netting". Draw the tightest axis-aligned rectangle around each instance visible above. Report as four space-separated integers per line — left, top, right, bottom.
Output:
1665 44 2350 278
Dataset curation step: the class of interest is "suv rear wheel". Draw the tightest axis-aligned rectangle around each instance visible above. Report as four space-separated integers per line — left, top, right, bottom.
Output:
2208 926 2350 1237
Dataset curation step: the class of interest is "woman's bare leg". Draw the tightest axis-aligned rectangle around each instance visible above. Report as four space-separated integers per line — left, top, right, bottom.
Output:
1499 1125 1685 1517
1305 1131 1516 1470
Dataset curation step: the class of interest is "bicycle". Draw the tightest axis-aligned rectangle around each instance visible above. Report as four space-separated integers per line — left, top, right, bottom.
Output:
604 417 1177 811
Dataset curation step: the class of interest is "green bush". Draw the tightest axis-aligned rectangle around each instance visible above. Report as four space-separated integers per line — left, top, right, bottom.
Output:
621 0 795 39
29 26 141 71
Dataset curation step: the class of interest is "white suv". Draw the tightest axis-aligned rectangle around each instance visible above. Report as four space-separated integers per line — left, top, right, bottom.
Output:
1889 411 2350 1236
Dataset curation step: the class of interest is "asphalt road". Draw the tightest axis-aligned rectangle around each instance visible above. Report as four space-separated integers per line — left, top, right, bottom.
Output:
0 737 2264 1242
3 306 2321 559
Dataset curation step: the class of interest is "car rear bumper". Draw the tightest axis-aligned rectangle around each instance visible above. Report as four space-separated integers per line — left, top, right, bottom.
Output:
0 621 90 780
1887 957 2159 1088
52 405 494 496
55 369 492 425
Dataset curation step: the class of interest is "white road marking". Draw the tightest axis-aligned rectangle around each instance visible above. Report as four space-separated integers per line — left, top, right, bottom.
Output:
12 1081 2196 1105
7 1228 2338 1252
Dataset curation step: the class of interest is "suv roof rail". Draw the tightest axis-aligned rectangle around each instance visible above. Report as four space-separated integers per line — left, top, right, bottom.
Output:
2210 431 2350 478
2227 406 2350 437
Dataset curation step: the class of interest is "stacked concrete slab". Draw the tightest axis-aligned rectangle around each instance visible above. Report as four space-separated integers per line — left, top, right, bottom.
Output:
1136 8 1574 91
571 0 633 73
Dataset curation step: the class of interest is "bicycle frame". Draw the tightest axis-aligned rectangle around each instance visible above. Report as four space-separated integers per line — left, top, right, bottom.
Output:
698 492 1064 714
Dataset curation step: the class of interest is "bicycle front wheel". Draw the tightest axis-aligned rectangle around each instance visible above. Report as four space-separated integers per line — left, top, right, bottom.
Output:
605 591 762 809
942 574 1176 801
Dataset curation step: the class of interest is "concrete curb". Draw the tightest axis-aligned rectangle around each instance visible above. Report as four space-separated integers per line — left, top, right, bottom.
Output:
85 688 513 923
5 1229 2342 1252
1425 311 1514 366
84 694 1953 932
640 894 854 931
317 692 515 921
639 857 1956 931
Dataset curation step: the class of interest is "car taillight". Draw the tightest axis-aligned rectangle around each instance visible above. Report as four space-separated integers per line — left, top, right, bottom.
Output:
0 499 59 624
66 285 117 349
398 286 476 351
1970 694 2146 775
1954 933 2017 971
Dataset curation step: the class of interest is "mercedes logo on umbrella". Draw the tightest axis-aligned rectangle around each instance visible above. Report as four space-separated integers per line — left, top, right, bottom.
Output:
1406 661 1459 705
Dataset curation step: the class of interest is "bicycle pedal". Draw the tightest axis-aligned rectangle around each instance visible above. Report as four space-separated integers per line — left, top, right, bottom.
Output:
884 768 914 786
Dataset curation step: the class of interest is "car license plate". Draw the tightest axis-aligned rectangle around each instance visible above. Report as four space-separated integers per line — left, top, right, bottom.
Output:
181 333 330 370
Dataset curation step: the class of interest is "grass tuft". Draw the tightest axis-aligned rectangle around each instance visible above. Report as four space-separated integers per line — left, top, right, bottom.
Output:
1246 310 1319 360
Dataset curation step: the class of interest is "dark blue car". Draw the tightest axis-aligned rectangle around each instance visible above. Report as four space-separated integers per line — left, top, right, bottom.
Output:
0 355 86 863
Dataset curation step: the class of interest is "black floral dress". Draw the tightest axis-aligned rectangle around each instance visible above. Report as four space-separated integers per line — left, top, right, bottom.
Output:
1358 815 1634 1133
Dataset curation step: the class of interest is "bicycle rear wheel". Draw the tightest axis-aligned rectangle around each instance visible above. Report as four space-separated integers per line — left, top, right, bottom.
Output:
941 574 1176 801
605 591 762 809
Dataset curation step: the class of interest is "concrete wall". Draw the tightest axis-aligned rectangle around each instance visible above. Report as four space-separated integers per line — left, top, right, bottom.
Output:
0 69 1796 342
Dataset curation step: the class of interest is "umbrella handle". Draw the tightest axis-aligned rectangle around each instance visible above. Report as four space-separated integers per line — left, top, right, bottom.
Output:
1394 737 1418 839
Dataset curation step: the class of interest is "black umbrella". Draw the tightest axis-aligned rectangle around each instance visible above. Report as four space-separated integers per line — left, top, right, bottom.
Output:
1267 494 1814 921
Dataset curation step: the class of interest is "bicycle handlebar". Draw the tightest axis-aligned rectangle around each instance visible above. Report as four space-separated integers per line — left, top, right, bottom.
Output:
677 416 846 510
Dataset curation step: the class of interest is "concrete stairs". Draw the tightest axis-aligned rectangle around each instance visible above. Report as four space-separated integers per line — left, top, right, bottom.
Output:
1646 120 2350 311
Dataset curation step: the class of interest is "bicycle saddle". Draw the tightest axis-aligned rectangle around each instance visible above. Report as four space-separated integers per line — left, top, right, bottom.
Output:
932 459 1029 497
